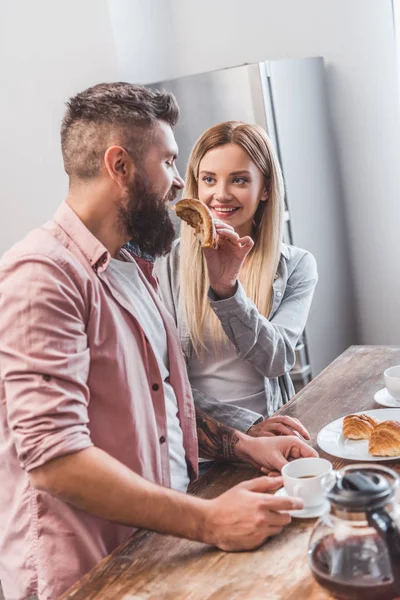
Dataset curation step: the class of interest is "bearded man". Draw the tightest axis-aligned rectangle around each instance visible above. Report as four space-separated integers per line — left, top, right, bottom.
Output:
0 83 315 600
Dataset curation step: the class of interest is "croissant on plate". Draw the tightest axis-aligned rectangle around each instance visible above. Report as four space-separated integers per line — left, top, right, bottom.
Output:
369 420 400 457
343 413 379 440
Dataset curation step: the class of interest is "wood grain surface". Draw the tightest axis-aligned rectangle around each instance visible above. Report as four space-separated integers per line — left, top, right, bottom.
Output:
60 346 400 600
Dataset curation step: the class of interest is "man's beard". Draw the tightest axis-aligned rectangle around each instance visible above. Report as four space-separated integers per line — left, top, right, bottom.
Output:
118 174 177 257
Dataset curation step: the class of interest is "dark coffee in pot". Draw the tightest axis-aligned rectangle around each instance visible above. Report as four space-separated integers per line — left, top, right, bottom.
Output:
309 534 395 600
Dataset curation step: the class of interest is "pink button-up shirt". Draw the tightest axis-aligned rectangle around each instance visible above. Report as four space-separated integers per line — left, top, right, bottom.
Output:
0 202 198 600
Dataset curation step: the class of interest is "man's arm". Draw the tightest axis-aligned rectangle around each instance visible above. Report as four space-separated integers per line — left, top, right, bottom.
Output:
28 412 316 551
195 407 277 465
195 406 318 472
29 444 302 551
196 407 241 461
29 447 207 539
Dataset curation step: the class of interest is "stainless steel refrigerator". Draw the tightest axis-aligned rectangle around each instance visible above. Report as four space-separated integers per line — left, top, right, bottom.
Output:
150 57 356 386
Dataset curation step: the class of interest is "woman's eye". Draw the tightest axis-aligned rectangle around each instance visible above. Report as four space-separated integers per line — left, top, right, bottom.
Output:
203 176 215 184
233 177 248 184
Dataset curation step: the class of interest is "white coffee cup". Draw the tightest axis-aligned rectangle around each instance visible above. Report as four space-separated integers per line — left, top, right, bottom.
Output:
282 457 332 508
384 365 400 401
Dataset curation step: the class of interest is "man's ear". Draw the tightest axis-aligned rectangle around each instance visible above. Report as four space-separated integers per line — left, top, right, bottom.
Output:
104 146 134 187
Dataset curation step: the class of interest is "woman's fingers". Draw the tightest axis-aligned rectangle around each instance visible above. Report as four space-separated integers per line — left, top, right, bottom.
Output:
213 222 254 249
213 220 235 231
215 228 240 245
268 423 299 437
267 416 310 440
238 235 254 249
274 416 310 440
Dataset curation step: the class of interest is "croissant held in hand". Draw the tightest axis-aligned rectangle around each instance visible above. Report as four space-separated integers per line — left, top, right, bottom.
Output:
343 413 379 440
174 199 217 248
369 420 400 457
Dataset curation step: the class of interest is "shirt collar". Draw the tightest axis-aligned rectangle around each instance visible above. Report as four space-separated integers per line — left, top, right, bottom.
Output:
53 201 109 271
281 243 290 260
272 244 290 280
124 242 155 263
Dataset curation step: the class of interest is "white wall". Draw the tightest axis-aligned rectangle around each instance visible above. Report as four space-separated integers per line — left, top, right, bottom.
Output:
108 0 175 83
114 0 400 346
0 0 118 256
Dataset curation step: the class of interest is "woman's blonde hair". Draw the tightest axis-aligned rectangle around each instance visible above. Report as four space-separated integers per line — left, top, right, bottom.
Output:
180 121 285 354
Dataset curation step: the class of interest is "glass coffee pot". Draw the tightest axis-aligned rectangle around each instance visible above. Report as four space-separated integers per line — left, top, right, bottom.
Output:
308 464 400 600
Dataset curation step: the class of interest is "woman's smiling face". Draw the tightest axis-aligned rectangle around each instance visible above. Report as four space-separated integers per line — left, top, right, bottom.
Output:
198 143 267 237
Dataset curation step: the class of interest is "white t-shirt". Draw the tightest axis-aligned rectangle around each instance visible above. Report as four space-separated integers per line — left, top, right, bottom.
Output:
189 334 266 464
106 257 190 493
189 335 267 414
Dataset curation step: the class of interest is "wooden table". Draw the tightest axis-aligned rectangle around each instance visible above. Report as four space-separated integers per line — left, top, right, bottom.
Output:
61 346 400 600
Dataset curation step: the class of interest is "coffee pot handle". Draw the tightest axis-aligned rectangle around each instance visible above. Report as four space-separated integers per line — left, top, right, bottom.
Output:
368 508 400 594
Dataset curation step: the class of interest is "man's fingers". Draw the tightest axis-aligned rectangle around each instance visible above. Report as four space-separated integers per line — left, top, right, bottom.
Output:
295 439 319 458
240 476 283 493
261 469 281 478
265 526 284 537
282 437 319 461
291 446 301 459
264 495 304 512
262 510 292 527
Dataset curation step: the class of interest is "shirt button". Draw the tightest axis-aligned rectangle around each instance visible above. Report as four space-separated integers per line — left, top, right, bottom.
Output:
277 292 282 298
159 435 166 444
152 383 160 391
42 374 52 382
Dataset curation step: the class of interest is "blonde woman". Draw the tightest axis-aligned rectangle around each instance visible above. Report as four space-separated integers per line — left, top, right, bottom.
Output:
155 121 317 440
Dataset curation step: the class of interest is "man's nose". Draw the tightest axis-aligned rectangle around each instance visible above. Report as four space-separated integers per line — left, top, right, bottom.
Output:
174 168 185 190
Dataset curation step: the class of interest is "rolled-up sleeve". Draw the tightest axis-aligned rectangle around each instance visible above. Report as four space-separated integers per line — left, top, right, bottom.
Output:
0 255 92 471
192 386 262 432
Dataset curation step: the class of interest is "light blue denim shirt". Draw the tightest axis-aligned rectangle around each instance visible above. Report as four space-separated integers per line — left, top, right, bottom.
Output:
154 240 318 432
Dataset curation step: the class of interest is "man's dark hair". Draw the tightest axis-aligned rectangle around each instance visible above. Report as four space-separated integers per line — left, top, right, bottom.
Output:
61 82 179 180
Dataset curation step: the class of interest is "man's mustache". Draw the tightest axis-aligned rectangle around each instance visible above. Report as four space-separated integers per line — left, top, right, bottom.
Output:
165 187 181 204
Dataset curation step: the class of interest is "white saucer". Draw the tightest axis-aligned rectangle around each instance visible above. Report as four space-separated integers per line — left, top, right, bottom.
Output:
274 487 330 519
374 387 400 407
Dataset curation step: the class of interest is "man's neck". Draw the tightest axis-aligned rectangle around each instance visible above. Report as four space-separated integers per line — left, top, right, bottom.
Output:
66 183 127 258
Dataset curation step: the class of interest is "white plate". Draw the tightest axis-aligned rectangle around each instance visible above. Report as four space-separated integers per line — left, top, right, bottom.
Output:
317 408 400 461
374 387 400 408
274 487 330 518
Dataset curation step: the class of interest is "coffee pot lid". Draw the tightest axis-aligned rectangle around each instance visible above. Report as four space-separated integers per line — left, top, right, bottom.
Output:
327 467 396 511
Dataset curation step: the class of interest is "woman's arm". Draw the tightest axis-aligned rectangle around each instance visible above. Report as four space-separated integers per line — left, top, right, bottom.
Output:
155 242 316 422
192 386 262 433
208 251 318 379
